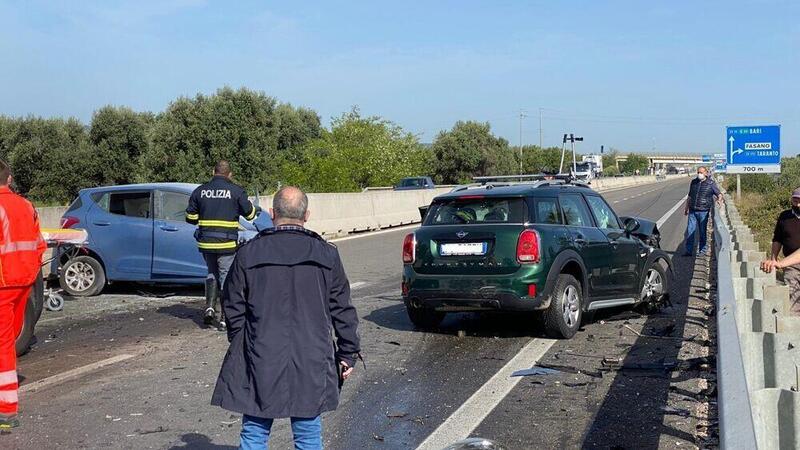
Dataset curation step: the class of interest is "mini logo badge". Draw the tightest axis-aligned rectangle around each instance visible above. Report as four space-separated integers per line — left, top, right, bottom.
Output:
456 231 468 239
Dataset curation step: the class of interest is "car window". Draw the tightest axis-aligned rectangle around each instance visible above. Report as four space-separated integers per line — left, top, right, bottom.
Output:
401 178 424 187
66 196 83 213
534 198 561 224
558 194 594 227
157 191 189 222
98 191 151 219
425 197 526 225
585 195 621 229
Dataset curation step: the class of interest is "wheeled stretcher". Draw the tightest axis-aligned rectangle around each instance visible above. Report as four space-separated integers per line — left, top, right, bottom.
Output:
39 228 89 311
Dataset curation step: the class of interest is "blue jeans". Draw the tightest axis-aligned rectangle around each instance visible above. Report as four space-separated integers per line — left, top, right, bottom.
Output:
685 210 710 254
240 415 322 450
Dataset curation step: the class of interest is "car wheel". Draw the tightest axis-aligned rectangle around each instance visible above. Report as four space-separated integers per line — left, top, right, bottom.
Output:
16 272 44 356
543 274 582 339
60 255 106 297
637 263 668 313
405 305 445 330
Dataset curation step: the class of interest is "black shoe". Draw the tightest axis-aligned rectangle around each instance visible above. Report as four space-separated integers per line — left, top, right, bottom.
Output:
203 308 216 325
0 414 19 429
218 320 227 332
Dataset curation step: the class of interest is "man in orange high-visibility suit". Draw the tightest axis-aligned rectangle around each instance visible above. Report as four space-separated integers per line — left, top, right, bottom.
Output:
0 160 45 428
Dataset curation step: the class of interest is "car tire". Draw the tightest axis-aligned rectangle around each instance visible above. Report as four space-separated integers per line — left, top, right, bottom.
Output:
637 263 668 314
405 305 445 330
60 255 106 297
543 274 582 339
16 272 44 356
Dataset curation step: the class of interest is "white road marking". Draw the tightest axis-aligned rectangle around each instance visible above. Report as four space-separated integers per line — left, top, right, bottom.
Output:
21 354 136 393
656 197 687 229
330 224 418 243
349 281 368 290
416 338 557 450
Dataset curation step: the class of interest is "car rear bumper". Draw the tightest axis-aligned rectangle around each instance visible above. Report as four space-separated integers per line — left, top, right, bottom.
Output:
404 288 550 312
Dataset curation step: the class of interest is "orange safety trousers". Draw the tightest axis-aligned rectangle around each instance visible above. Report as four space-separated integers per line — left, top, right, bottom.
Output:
0 285 29 415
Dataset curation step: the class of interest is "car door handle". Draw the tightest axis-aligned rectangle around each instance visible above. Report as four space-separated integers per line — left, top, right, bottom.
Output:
159 225 179 232
609 239 619 247
92 221 111 226
574 237 587 245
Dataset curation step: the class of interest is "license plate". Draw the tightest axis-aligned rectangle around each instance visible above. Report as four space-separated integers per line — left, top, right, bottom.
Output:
440 242 488 256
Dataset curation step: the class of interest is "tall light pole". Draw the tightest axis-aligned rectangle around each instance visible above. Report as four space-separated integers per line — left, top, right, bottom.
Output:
539 108 543 149
518 110 528 174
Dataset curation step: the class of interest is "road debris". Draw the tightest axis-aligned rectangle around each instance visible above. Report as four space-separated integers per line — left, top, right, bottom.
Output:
511 367 560 377
135 426 168 435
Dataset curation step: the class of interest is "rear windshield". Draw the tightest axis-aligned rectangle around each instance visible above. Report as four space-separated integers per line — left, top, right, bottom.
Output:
399 178 426 187
424 197 526 225
66 196 83 213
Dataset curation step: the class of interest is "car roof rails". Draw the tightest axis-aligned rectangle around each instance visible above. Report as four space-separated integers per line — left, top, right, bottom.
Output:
471 173 592 189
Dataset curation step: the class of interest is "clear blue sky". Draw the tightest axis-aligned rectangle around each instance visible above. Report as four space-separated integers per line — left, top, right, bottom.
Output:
1 0 797 154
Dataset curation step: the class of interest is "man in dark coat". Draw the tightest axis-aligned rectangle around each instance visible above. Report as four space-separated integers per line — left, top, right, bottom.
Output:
683 166 722 256
211 186 360 450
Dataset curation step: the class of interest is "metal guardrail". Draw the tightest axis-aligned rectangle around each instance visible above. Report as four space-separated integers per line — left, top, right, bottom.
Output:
713 204 758 449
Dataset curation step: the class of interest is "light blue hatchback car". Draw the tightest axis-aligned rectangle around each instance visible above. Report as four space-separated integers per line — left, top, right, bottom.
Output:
55 183 273 296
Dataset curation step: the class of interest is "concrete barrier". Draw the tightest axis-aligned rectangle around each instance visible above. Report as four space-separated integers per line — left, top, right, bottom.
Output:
36 175 686 236
716 196 800 449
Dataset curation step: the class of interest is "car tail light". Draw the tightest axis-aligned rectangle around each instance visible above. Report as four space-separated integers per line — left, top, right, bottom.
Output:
402 233 416 264
60 216 80 229
528 284 537 297
516 229 540 263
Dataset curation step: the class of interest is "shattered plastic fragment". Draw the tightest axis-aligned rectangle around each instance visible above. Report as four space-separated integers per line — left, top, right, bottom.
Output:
511 367 560 377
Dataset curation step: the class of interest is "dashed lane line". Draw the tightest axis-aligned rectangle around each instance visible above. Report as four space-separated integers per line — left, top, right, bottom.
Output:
416 338 557 450
656 197 687 229
21 354 136 393
350 281 369 290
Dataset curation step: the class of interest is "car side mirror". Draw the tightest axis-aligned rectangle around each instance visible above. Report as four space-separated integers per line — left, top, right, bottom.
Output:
624 217 640 235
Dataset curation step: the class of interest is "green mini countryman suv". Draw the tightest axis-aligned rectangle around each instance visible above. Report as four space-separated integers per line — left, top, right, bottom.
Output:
401 180 672 339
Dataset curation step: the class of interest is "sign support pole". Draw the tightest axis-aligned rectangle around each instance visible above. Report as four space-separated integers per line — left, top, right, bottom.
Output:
736 174 741 200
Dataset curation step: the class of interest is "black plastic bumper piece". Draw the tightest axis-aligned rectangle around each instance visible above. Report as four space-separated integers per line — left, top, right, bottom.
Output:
405 289 550 312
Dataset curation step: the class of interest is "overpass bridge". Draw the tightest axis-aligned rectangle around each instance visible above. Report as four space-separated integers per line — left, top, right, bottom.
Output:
615 153 705 169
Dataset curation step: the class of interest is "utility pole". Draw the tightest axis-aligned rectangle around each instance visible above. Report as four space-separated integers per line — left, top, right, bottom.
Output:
538 108 543 149
519 110 523 169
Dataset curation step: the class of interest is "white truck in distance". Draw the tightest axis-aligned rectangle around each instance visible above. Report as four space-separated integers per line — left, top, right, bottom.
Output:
582 154 603 177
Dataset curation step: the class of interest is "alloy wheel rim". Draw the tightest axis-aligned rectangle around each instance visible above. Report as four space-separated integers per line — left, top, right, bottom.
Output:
562 285 580 327
65 261 96 292
642 269 663 299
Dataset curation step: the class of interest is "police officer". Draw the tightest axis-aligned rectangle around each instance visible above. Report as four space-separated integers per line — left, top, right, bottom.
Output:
186 161 257 330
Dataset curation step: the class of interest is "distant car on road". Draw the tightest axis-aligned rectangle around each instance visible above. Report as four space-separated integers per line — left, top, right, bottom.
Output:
402 179 671 338
394 177 435 191
56 183 273 296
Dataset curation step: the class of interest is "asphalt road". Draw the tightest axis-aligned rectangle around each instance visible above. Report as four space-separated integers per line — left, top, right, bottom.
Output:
5 177 714 450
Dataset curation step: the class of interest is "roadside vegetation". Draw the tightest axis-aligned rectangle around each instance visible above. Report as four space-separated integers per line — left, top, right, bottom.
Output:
727 157 800 254
1 86 648 204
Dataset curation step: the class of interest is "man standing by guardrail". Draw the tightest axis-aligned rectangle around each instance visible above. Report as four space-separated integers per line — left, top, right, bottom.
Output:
760 188 800 309
211 186 361 450
683 166 722 257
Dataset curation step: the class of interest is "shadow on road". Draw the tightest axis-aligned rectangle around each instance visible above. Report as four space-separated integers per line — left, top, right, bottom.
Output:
157 302 209 328
364 301 549 338
581 234 712 449
167 433 237 449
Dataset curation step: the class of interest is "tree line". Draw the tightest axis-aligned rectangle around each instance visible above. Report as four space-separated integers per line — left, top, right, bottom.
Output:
0 86 649 204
